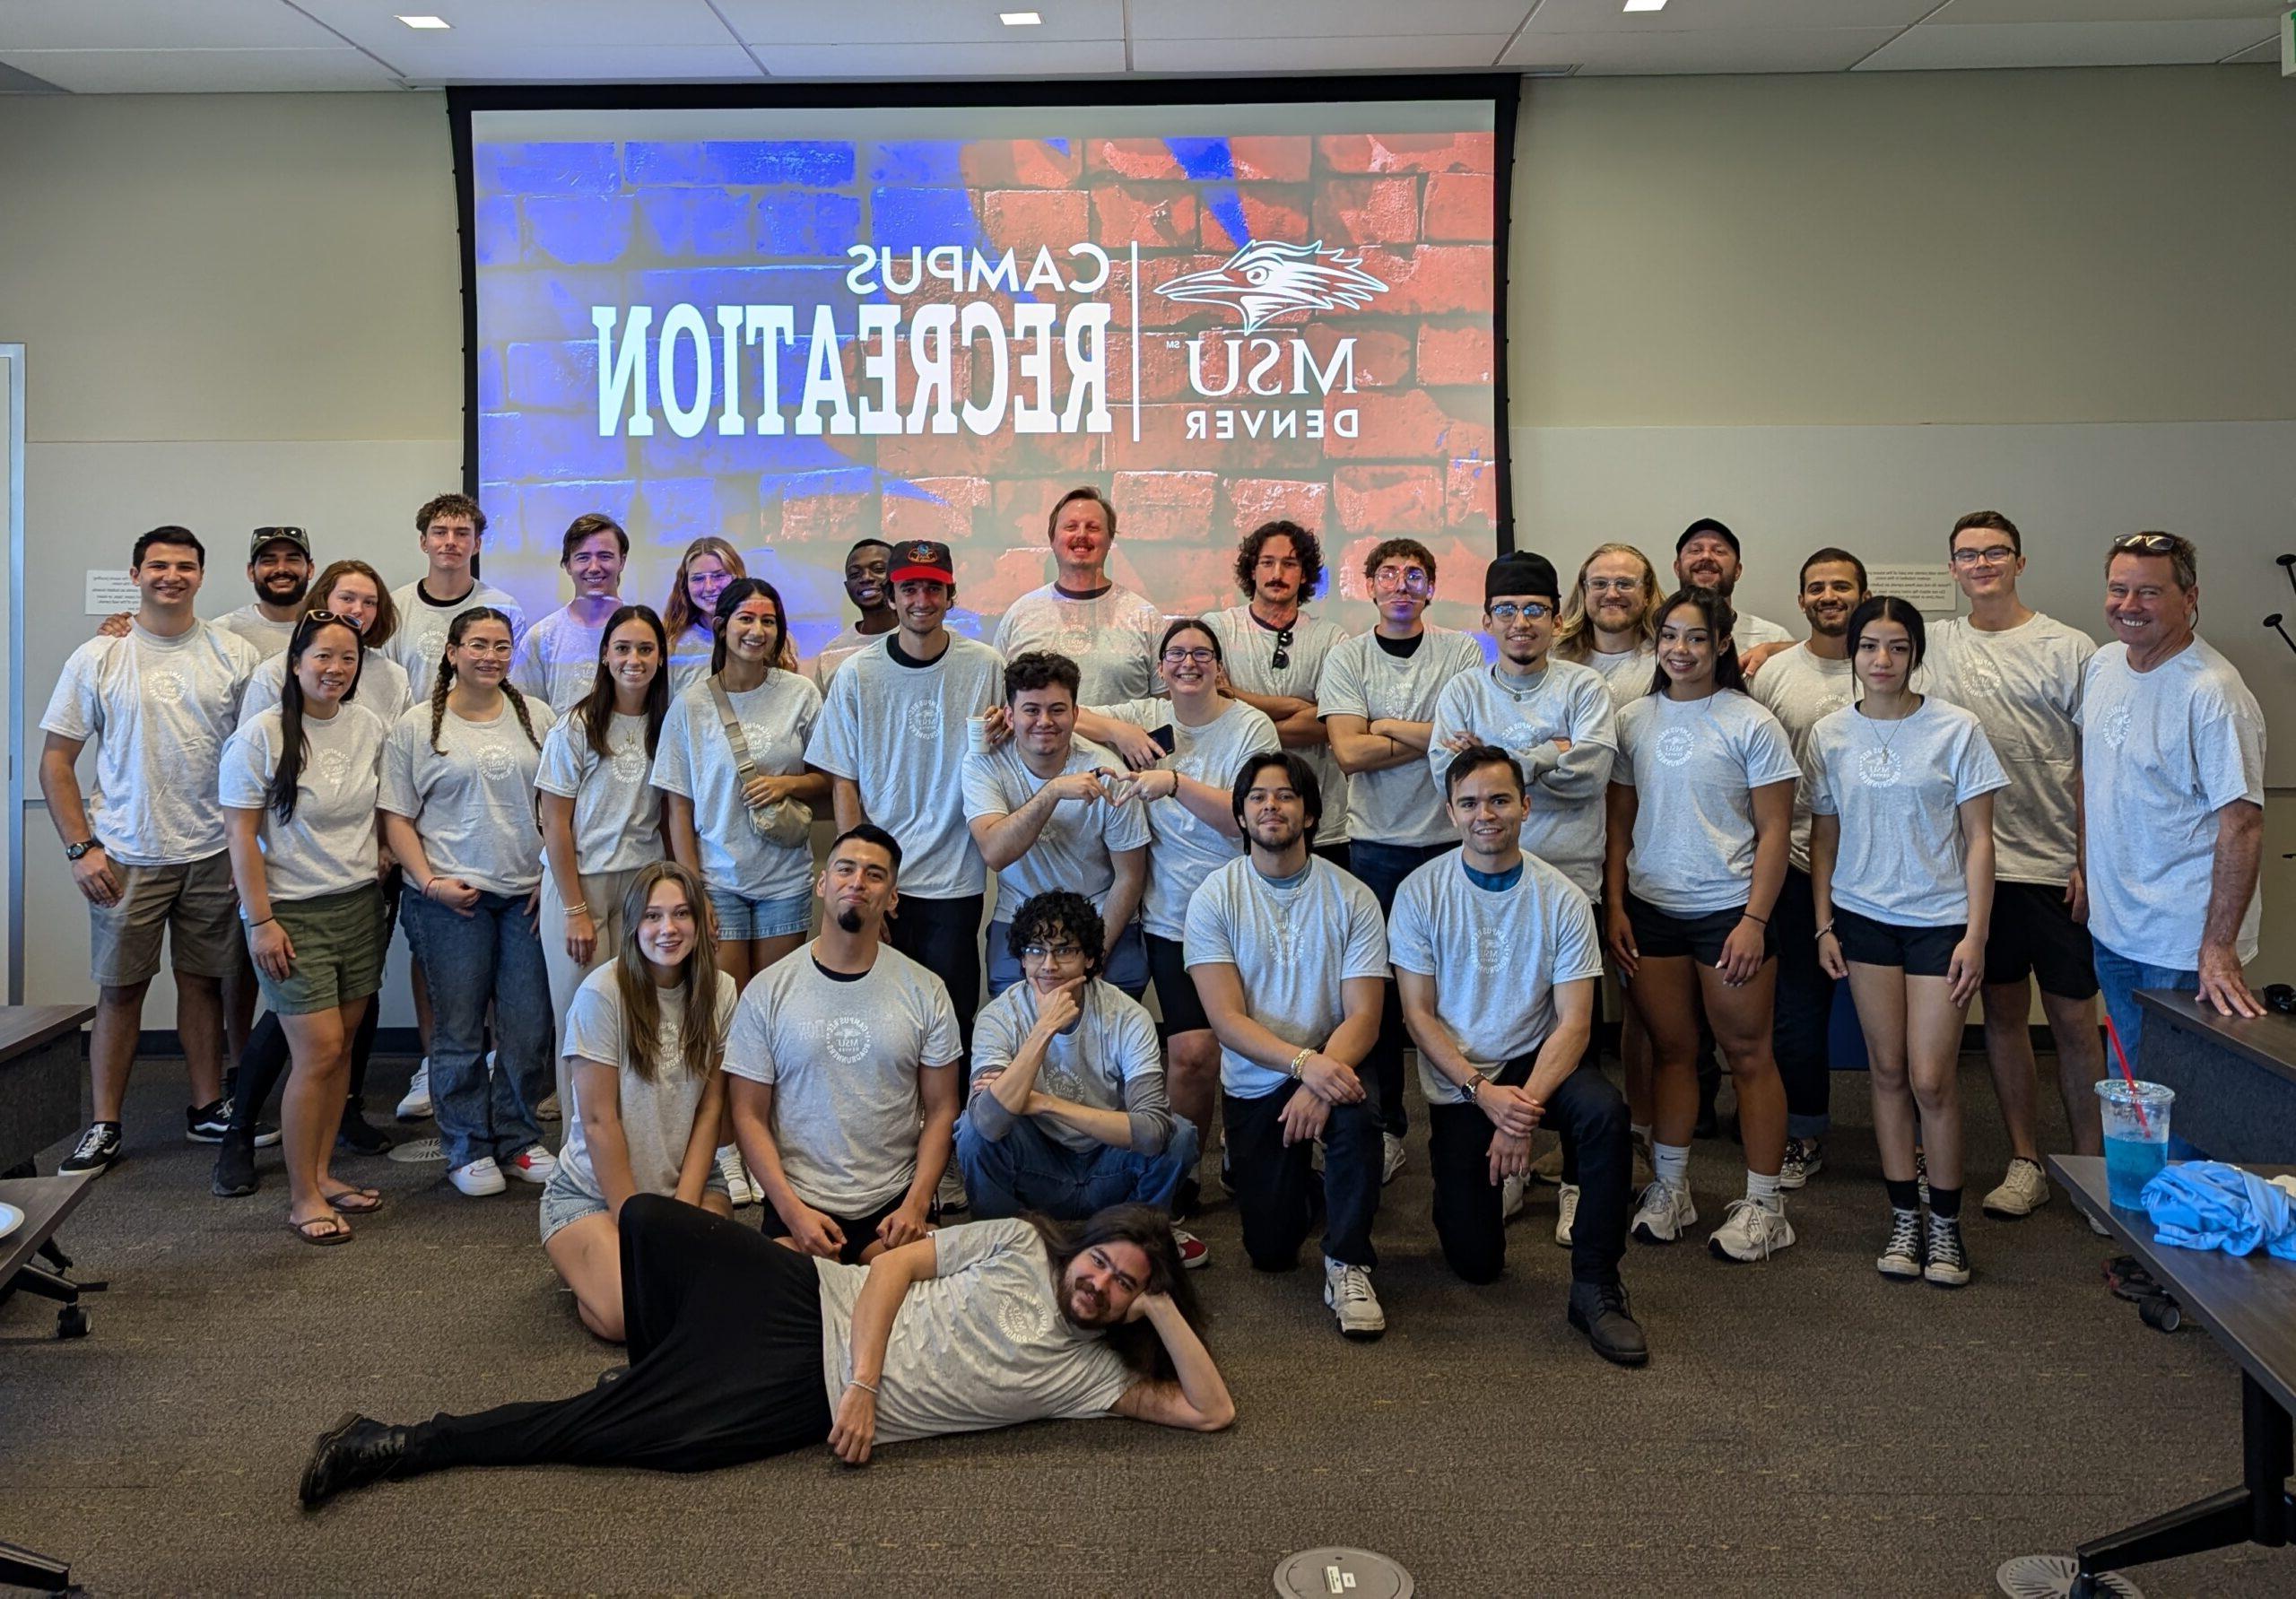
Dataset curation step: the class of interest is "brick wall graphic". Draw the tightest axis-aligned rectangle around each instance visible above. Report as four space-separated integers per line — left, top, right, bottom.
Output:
474 127 1500 654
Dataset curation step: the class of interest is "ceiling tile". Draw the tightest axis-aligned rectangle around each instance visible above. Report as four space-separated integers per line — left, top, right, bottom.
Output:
295 0 740 53
1522 0 1935 30
748 39 1130 75
1931 0 2286 22
720 0 1125 45
1135 34 1516 71
1130 0 1532 40
388 43 766 81
0 47 402 91
1506 27 1902 74
0 0 344 50
1856 18 2281 68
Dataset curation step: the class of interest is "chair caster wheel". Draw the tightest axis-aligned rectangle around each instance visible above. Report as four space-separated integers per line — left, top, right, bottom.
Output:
2136 1293 2180 1334
57 1304 90 1339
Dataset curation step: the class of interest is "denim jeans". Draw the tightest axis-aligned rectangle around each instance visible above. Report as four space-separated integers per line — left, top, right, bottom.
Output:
954 1114 1199 1221
2092 941 2200 1077
1345 837 1454 1139
404 887 554 1170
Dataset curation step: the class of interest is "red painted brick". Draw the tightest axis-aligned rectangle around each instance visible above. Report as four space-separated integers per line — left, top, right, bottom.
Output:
1148 544 1244 617
1105 333 1200 404
961 139 1084 189
1446 457 1498 529
1222 477 1331 538
1417 324 1494 387
982 189 1091 257
1297 324 1412 389
1422 173 1494 243
1333 246 1495 317
1092 182 1201 250
976 546 1057 615
773 491 874 545
1322 389 1496 463
1109 404 1324 472
1088 139 1184 181
1317 132 1497 177
874 424 1103 479
1202 185 1312 251
883 476 987 544
1230 136 1313 183
1111 470 1218 543
1312 177 1422 248
993 478 1090 543
1333 465 1444 536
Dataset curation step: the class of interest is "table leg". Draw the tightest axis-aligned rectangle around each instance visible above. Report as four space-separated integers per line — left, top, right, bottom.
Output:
2073 1373 2294 1590
0 1538 69 1592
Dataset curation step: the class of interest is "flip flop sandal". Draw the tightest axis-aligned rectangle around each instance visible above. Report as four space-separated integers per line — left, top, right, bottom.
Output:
323 1187 385 1215
290 1214 352 1247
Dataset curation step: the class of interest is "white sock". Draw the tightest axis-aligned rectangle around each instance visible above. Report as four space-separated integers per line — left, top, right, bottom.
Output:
1654 1142 1690 1188
1745 1169 1782 1208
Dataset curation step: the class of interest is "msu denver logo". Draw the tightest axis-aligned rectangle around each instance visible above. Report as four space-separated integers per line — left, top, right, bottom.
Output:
1156 240 1387 334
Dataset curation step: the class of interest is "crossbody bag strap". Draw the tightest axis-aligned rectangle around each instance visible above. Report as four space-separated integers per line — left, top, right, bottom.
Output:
708 679 760 785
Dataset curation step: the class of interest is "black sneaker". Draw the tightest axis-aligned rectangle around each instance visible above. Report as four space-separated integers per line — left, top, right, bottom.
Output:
336 1098 395 1156
188 1097 282 1148
58 1121 123 1177
1567 1280 1650 1368
212 1132 259 1198
299 1412 411 1508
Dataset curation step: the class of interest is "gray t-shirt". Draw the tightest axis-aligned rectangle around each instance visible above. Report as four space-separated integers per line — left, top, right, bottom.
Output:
240 647 413 734
383 579 526 704
1582 644 1656 712
1182 856 1390 1099
806 636 1005 901
1387 848 1605 1106
961 737 1151 924
1317 627 1485 847
812 1217 1131 1445
40 621 263 866
1205 604 1351 847
378 697 558 895
510 604 612 715
2080 639 2266 968
216 703 387 902
1751 644 1931 874
535 711 663 876
1924 613 2094 888
810 622 888 694
1427 660 1617 899
722 943 963 1216
1806 698 2009 928
1094 697 1281 941
652 674 822 900
666 624 716 699
1613 690 1801 917
991 582 1163 705
214 603 296 660
1733 610 1795 653
966 978 1174 1155
557 964 739 1204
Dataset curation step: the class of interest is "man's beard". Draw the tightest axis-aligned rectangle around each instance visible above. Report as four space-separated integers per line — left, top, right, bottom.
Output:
1251 820 1304 853
261 574 311 606
835 907 864 934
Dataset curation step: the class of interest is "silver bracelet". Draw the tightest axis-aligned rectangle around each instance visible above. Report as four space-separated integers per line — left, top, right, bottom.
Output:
846 1377 880 1396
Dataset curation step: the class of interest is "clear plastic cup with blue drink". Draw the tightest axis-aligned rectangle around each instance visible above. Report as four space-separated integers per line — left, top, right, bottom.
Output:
2096 1080 2174 1209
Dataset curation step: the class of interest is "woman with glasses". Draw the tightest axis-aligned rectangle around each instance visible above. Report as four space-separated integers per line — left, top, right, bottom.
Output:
380 606 561 1199
658 536 746 696
219 613 391 1244
1605 587 1803 1263
1812 597 2007 1286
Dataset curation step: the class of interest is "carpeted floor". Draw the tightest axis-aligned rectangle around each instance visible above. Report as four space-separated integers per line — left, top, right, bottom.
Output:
4 1051 2291 1599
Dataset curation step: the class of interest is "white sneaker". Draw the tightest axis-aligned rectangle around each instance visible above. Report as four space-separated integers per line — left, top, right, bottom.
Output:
1981 1156 2051 1219
937 1165 970 1214
504 1145 557 1186
1500 1170 1527 1223
1709 1196 1796 1262
1554 1182 1580 1247
449 1156 505 1196
1380 1132 1405 1186
1631 1178 1696 1244
1323 1258 1386 1341
1876 1207 1924 1280
1173 1229 1210 1270
716 1145 756 1208
395 1060 431 1122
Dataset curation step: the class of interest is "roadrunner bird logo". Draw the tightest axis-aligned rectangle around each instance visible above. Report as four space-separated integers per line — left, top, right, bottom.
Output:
1155 240 1388 334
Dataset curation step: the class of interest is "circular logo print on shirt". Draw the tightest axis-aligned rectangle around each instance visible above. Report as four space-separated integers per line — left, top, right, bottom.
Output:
1819 691 1851 720
1856 746 1902 788
148 669 187 706
424 630 448 663
1655 727 1696 768
1960 656 2006 699
1040 1061 1083 1101
903 700 942 740
1499 720 1541 760
1059 618 1097 656
824 1016 870 1064
2099 704 2133 750
996 1290 1050 1346
612 741 648 783
476 743 517 781
314 748 352 789
1474 924 1512 972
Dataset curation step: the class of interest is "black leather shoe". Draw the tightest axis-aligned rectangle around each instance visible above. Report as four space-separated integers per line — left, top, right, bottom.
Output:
1568 1281 1649 1368
300 1412 410 1508
336 1098 395 1156
211 1133 258 1198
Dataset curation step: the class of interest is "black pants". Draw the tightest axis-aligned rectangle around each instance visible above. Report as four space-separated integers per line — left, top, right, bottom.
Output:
886 892 985 1054
1770 867 1835 1139
398 1195 831 1478
1223 1077 1383 1271
230 999 383 1134
1344 838 1451 1139
761 1193 917 1265
1428 1056 1630 1289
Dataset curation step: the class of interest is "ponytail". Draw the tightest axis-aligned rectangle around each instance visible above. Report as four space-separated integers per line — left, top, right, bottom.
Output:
268 616 363 821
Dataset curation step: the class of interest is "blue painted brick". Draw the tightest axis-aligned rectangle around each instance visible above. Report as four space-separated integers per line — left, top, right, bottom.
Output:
522 480 639 544
637 428 866 481
770 466 875 502
624 142 703 186
473 197 521 266
480 411 631 483
697 141 855 188
867 141 963 186
754 192 863 258
482 268 630 343
505 340 599 413
477 346 505 412
638 190 752 257
631 265 847 323
869 187 982 255
639 477 718 546
475 481 521 549
475 142 620 197
525 195 635 267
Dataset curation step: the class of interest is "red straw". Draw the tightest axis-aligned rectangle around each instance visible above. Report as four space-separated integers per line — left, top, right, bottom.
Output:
2100 1012 2152 1136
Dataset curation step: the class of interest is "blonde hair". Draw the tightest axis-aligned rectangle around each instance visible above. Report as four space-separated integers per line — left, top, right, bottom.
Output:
612 863 725 1085
659 536 747 640
1554 543 1662 663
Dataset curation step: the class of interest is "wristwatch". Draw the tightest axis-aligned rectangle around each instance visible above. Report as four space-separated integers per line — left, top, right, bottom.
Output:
64 839 100 862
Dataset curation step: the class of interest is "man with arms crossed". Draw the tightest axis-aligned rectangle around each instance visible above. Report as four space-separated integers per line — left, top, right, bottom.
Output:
992 486 1163 704
1393 746 1648 1366
41 526 271 1174
1925 512 2108 1216
1186 753 1391 1340
724 826 963 1265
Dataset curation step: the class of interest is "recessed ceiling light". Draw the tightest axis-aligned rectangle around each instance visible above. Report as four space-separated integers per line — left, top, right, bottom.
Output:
1622 0 1666 11
1000 10 1043 24
396 13 452 28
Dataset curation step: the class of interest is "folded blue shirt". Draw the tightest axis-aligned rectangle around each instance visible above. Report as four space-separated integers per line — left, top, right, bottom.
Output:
2140 1161 2296 1261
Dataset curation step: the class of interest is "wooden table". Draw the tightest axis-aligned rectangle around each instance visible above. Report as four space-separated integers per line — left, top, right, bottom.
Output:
2049 1155 2296 1595
0 1004 92 1175
2134 991 2296 1164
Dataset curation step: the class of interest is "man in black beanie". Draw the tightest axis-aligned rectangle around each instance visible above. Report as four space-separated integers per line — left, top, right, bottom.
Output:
1673 518 1794 661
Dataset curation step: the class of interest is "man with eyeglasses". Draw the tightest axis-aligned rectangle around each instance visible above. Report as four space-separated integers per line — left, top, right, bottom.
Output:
1674 517 1795 666
1206 519 1352 867
1924 512 2109 1219
2079 532 2265 1061
1318 538 1486 1184
812 538 897 691
956 890 1203 1262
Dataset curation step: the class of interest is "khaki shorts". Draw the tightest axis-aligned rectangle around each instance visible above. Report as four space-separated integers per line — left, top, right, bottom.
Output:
254 884 390 1016
90 850 242 987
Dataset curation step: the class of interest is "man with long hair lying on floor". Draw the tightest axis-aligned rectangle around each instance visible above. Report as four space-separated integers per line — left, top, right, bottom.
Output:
299 1195 1231 1504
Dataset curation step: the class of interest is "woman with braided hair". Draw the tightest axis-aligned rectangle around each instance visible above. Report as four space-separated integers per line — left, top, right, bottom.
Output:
379 606 562 1199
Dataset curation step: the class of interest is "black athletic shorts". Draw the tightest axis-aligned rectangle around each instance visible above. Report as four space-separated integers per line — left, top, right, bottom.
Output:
759 1193 929 1265
1833 907 1961 978
1983 880 2099 999
1145 931 1212 1037
1624 891 1776 969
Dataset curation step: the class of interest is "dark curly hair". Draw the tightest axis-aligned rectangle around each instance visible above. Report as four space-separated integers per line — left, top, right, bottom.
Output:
1030 1204 1207 1379
1005 890 1106 977
1232 519 1325 602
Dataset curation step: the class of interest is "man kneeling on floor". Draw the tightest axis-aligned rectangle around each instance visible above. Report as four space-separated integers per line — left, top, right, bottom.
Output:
956 890 1205 1260
1390 744 1649 1367
299 1196 1231 1504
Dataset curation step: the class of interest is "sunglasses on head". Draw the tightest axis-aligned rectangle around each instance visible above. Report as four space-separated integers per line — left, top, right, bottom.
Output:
2111 534 2177 554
